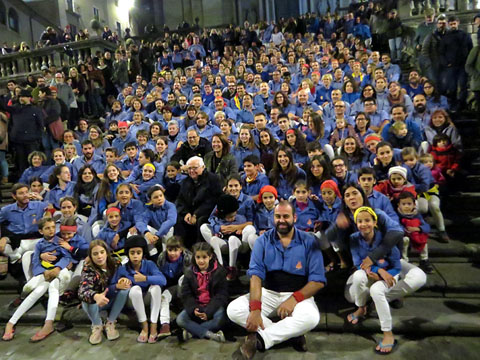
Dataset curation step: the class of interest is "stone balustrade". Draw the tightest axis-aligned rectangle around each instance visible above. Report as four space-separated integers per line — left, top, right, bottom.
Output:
0 38 117 86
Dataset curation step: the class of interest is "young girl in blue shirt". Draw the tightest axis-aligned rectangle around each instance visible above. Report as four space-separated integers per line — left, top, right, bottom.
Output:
114 236 166 343
345 207 401 355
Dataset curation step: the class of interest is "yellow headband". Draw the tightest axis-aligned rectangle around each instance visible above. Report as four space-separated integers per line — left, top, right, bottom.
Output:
353 206 378 223
144 163 156 172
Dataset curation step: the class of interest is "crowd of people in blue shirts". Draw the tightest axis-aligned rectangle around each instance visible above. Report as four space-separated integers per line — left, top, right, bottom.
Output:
0 2 469 357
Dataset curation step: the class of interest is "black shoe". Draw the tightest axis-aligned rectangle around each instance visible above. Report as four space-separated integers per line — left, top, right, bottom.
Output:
389 298 404 309
419 259 434 274
437 231 450 243
291 335 308 352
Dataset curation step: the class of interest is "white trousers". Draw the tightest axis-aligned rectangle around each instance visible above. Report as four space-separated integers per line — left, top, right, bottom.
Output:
3 238 41 264
417 195 445 232
129 285 162 324
344 270 399 332
200 224 256 267
344 260 426 332
10 268 71 324
227 288 320 350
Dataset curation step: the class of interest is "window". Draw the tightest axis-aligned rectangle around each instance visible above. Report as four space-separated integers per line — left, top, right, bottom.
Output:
66 0 74 12
0 1 6 25
8 7 18 32
93 7 99 19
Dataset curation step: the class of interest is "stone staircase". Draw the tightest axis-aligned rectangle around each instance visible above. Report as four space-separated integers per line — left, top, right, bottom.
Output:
0 116 479 336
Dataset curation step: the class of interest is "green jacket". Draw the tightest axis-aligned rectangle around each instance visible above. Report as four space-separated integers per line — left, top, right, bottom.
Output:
466 46 480 91
203 151 238 187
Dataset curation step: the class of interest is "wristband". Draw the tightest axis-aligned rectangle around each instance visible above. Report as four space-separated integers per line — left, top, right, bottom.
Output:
249 300 262 311
292 291 305 303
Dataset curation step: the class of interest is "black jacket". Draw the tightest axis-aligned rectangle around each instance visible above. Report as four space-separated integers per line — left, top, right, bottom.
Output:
176 170 222 219
181 262 228 319
0 100 44 143
171 137 212 164
439 29 473 67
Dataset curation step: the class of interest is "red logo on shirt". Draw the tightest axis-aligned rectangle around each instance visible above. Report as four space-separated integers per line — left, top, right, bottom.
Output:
296 261 302 270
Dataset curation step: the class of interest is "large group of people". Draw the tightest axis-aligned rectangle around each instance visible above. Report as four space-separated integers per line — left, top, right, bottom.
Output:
0 1 473 358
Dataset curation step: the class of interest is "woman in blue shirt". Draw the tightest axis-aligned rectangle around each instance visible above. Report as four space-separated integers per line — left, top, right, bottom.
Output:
268 146 306 200
345 206 401 355
45 165 76 210
231 127 260 171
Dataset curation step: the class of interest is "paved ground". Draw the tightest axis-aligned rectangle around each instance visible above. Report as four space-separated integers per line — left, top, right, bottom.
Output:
1 326 480 360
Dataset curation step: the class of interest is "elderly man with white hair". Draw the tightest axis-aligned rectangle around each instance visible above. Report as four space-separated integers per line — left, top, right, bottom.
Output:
175 156 223 248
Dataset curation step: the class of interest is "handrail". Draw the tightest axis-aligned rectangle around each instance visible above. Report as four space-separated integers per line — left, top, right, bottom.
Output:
0 38 118 84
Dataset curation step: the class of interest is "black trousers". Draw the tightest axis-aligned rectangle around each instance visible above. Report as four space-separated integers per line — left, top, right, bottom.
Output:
11 140 41 180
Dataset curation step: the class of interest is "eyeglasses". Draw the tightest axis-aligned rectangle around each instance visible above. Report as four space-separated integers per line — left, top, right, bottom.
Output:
335 105 345 108
423 85 433 89
333 164 345 168
188 166 200 171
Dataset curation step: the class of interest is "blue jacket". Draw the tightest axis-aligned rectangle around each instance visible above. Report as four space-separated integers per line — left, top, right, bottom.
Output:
119 199 145 229
274 167 307 200
63 233 89 264
207 212 247 236
73 155 106 176
126 161 165 183
113 259 166 292
0 200 48 235
253 204 275 232
112 134 136 154
316 197 342 224
19 165 49 184
118 155 139 172
232 146 261 171
236 192 255 223
241 172 269 197
382 119 423 144
137 201 177 237
32 236 73 276
408 161 434 194
350 230 401 276
248 228 326 286
97 222 129 250
45 181 76 209
128 121 150 139
368 191 400 224
132 177 158 203
292 199 321 231
186 123 222 142
41 162 77 183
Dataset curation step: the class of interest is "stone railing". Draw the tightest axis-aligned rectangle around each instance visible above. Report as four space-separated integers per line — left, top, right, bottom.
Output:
0 38 118 86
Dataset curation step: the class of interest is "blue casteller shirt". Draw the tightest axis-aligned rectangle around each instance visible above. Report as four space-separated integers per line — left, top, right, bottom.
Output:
248 228 326 292
136 200 177 238
350 230 401 276
113 259 166 292
32 236 73 276
0 200 48 234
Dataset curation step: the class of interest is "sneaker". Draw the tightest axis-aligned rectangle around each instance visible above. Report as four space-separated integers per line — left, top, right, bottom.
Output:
437 231 450 243
226 266 237 281
104 321 119 341
182 329 192 341
419 259 434 274
158 323 171 338
89 325 103 345
208 330 225 343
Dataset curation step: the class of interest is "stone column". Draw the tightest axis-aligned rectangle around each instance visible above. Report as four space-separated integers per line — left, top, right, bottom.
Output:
457 0 467 11
398 0 412 18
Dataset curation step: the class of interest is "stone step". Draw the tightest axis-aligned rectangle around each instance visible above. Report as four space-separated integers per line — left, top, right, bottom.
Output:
1 293 479 337
325 297 480 336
